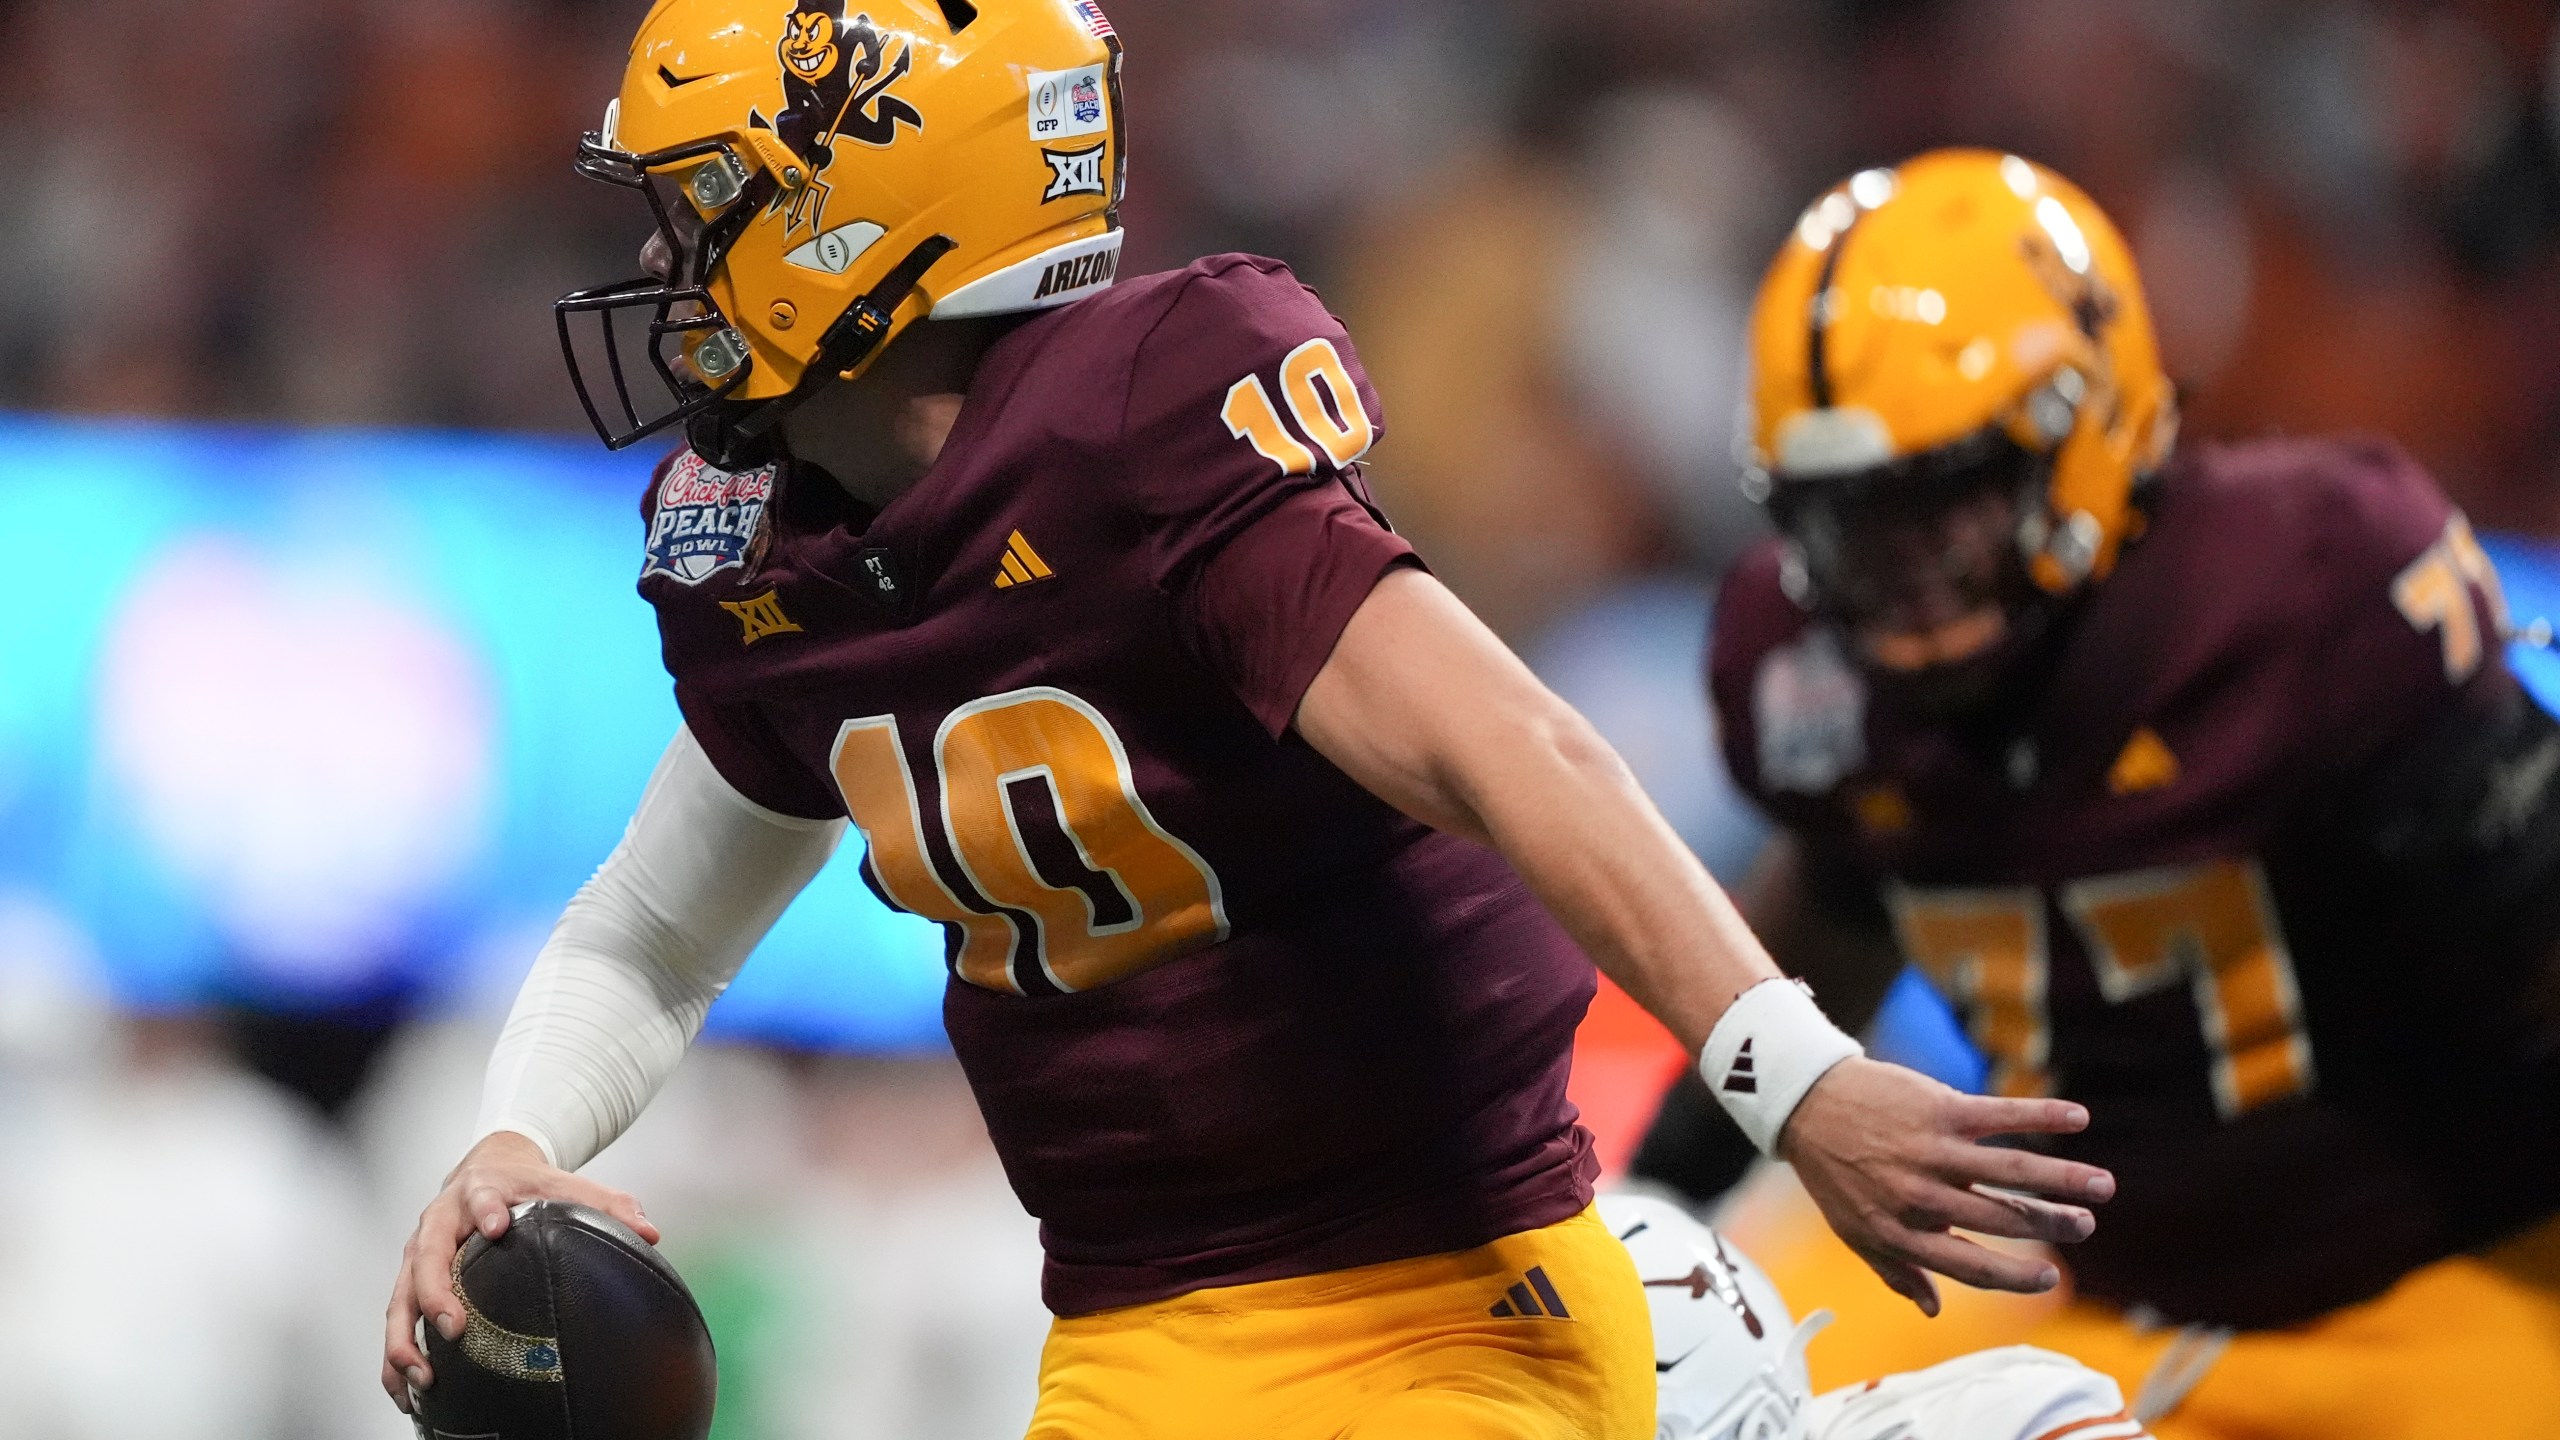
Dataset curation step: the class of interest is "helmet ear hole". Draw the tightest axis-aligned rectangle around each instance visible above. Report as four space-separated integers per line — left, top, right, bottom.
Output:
935 0 977 31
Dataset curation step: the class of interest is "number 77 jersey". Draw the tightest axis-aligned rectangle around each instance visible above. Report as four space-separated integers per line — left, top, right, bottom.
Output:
1710 435 2560 1331
636 255 1603 1318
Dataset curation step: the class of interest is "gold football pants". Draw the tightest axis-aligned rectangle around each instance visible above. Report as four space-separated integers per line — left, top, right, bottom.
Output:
1025 1205 1654 1440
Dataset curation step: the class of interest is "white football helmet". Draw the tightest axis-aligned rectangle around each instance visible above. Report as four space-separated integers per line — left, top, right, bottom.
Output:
1599 1191 1831 1440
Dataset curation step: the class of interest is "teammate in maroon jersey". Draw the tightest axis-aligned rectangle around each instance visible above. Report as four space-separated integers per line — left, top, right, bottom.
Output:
382 13 2114 1437
1634 150 2560 1436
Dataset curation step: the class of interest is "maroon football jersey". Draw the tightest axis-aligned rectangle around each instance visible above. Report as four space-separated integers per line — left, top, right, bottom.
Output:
638 256 1598 1314
1713 437 2560 1327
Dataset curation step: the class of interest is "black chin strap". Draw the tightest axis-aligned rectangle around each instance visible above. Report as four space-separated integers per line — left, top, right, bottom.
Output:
743 234 957 436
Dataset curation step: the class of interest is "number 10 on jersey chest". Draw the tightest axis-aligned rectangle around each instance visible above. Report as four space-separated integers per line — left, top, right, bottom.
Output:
829 687 1231 997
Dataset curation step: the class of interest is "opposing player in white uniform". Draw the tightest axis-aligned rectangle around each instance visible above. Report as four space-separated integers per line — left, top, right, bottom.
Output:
1602 1193 2151 1440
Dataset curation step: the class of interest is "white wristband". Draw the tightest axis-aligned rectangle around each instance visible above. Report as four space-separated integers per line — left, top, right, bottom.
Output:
1700 977 1865 1156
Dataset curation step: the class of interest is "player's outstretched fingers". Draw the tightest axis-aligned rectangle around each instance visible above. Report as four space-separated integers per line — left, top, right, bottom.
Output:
1936 1129 2116 1205
1895 1226 2063 1295
1945 1093 2090 1141
1850 1240 1944 1318
1931 1185 2094 1246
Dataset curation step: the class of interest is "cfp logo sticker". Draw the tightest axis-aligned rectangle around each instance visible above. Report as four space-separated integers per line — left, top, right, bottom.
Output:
1027 63 1108 140
785 218 884 274
1042 144 1106 203
770 5 925 236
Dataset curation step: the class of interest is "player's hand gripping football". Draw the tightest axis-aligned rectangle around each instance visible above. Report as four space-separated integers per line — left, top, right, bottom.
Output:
381 1130 660 1412
1781 1057 2114 1315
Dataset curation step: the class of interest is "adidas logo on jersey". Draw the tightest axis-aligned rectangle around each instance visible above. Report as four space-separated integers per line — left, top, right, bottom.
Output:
1722 1038 1758 1094
2108 727 2180 796
993 530 1056 589
1486 1266 1573 1320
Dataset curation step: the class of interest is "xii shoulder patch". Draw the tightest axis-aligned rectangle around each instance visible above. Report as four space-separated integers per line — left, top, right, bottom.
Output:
719 588 803 646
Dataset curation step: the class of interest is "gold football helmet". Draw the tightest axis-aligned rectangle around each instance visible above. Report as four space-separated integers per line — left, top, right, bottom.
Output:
557 0 1125 457
1742 150 2176 668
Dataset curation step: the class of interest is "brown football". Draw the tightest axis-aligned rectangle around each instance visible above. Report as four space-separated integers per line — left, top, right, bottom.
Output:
413 1201 716 1440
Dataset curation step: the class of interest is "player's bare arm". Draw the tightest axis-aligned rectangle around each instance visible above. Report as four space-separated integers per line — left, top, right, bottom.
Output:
1296 565 2114 1313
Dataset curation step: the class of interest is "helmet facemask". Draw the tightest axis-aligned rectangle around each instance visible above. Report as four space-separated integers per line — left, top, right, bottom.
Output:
1766 430 2068 714
556 130 778 454
556 119 958 470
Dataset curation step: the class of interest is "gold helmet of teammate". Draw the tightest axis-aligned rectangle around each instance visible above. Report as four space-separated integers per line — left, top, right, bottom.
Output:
557 0 1126 460
1741 149 2176 678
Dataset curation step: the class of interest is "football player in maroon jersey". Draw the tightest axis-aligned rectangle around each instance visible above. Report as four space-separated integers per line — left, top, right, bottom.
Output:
1632 150 2560 1437
382 11 2117 1436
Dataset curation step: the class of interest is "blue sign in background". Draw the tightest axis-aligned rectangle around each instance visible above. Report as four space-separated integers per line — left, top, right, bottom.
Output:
0 415 944 1047
2484 532 2560 710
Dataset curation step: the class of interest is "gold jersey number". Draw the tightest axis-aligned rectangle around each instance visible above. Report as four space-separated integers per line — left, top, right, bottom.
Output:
830 688 1229 995
1888 858 2314 1118
2392 512 2510 683
1221 338 1377 476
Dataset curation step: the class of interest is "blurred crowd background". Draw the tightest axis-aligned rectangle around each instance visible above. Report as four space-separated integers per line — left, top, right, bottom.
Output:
3 0 2559 1436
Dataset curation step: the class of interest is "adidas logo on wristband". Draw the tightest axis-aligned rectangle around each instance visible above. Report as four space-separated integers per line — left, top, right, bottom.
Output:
1701 978 1865 1155
1722 1039 1758 1094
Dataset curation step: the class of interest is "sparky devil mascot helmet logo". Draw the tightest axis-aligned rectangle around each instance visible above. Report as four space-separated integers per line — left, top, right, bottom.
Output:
772 4 924 234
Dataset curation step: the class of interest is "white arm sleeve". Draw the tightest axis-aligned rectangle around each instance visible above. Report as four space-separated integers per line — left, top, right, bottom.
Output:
476 724 845 1171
